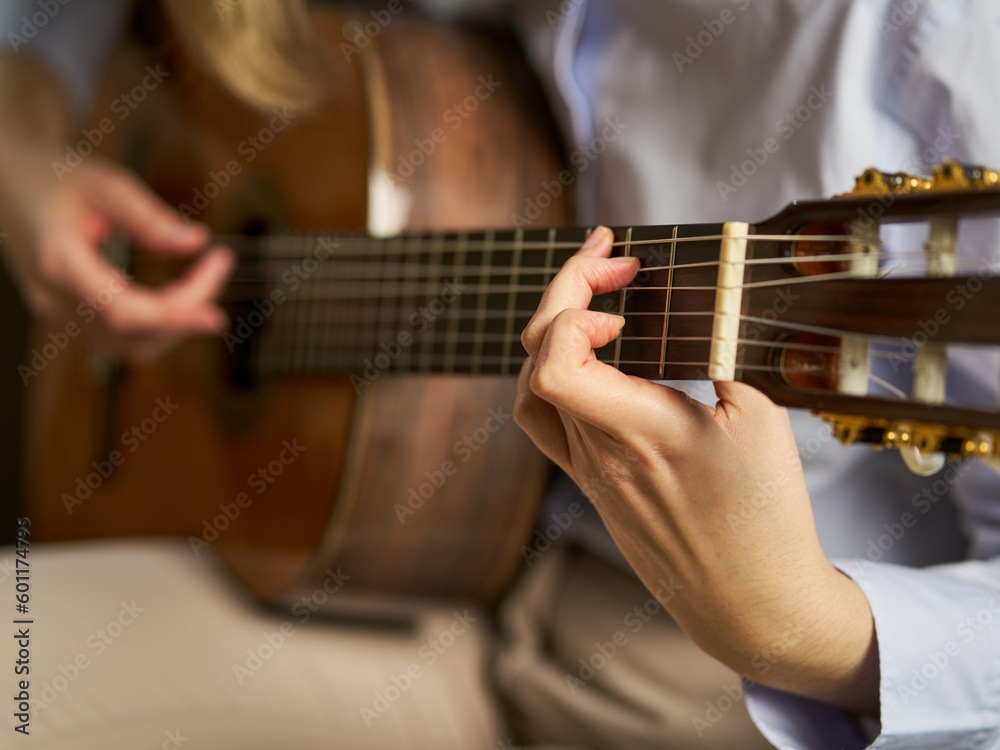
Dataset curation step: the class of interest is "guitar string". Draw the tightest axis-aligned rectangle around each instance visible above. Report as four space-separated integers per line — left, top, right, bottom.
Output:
128 247 975 293
253 348 927 399
252 286 968 368
183 229 980 378
209 232 860 254
213 241 910 300
254 272 966 404
257 319 938 365
199 248 929 285
129 232 875 275
262 331 913 359
212 265 913 302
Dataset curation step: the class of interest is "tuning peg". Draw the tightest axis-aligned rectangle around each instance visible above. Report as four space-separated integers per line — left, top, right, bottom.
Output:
817 413 999 475
931 158 1000 191
899 446 946 476
848 167 932 197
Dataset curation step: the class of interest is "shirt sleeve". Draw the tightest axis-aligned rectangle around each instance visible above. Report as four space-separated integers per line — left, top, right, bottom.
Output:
747 557 1000 749
748 1 1000 746
1 0 133 117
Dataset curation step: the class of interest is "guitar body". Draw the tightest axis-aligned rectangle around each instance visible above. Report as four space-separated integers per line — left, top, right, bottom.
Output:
26 10 567 606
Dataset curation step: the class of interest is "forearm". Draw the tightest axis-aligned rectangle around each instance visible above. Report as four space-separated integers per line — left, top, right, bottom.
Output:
0 56 72 215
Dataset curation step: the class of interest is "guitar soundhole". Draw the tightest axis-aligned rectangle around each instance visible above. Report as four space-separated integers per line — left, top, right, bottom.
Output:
777 334 839 392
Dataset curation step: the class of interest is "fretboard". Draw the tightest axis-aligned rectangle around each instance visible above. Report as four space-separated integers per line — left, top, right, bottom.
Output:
214 224 725 383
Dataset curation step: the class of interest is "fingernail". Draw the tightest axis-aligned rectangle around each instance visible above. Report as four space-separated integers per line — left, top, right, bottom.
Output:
609 256 638 264
581 226 609 249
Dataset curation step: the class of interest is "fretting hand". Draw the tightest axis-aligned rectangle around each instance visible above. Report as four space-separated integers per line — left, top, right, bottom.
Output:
514 226 879 715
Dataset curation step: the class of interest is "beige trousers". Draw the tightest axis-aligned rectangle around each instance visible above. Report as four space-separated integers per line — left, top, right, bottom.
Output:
0 540 770 749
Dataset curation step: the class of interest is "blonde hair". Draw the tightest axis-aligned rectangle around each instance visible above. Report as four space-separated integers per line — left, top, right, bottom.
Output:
159 0 327 112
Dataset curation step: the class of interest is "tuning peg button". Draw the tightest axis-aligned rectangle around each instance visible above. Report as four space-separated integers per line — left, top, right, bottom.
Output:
932 158 1000 191
848 167 932 196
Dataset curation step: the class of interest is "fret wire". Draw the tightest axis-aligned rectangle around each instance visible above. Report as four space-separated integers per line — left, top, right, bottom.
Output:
288 239 308 371
379 236 398 363
420 232 445 373
359 248 380 357
394 236 411 358
282 249 295 373
268 249 284 372
333 238 350 365
501 228 525 376
295 235 309 373
660 225 678 378
349 238 364 362
444 232 467 373
303 238 325 370
338 240 358 366
613 227 632 371
346 237 361 365
543 228 557 288
309 235 332 369
397 234 419 371
323 237 339 369
250 253 268 373
321 236 342 373
306 269 318 372
472 230 494 374
292 248 307 372
311 236 328 373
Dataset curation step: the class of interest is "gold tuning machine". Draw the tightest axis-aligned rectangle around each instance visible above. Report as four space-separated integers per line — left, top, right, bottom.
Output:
818 413 997 466
930 158 1000 191
847 168 932 196
844 159 1000 197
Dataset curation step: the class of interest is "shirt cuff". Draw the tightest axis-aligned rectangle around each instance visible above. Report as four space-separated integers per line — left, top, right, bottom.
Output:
746 558 1000 749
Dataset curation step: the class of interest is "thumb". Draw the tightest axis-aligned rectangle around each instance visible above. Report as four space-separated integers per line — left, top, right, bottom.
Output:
712 381 796 453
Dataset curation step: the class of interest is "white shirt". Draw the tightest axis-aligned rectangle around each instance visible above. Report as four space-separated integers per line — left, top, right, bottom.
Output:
507 0 1000 747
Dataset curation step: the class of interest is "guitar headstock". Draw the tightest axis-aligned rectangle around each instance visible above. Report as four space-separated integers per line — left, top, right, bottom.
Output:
738 159 1000 475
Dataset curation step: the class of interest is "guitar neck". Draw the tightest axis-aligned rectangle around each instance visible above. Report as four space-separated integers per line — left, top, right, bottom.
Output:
215 223 727 382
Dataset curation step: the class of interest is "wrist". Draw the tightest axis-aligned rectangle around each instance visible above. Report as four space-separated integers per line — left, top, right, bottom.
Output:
737 564 879 717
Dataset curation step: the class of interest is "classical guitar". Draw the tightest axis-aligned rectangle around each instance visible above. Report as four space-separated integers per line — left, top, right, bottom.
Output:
26 10 1000 612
